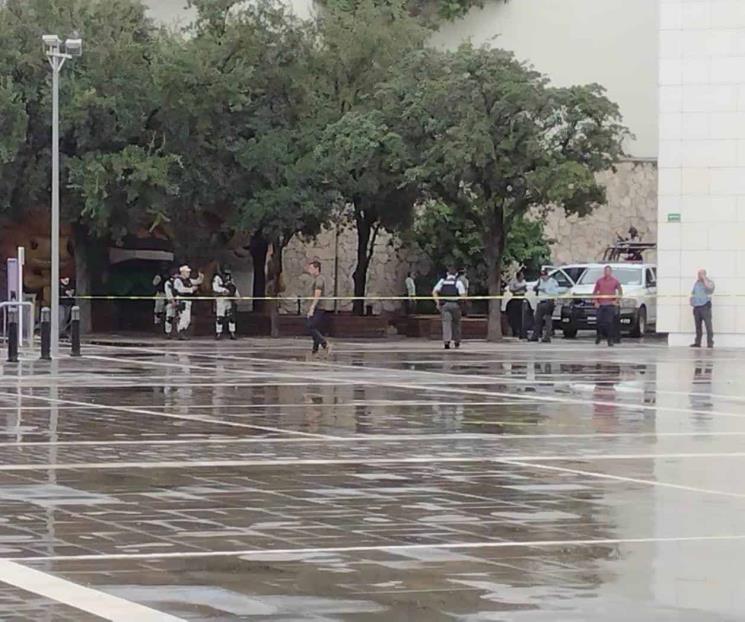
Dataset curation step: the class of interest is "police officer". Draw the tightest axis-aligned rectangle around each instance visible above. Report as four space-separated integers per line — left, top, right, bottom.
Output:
173 264 203 340
530 268 559 343
433 266 466 350
212 265 239 340
163 266 178 338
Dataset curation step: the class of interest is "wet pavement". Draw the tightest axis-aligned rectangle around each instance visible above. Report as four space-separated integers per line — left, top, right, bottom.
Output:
0 337 744 620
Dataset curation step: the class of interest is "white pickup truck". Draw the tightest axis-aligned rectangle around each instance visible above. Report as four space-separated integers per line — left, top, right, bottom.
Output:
559 263 658 337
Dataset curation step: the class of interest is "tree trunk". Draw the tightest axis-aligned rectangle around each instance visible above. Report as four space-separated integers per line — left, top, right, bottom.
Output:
249 233 268 314
266 238 285 338
352 212 372 316
485 208 505 342
73 225 92 334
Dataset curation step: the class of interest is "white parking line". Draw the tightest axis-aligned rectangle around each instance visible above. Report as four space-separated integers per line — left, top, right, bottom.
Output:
10 534 745 563
0 560 185 621
1 451 745 472
498 459 745 500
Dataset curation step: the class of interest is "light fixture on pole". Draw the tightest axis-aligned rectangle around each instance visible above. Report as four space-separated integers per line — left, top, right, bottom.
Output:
43 33 82 359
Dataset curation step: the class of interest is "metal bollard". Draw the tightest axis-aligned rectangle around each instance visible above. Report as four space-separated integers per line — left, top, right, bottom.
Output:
70 306 81 357
40 307 51 360
7 307 18 363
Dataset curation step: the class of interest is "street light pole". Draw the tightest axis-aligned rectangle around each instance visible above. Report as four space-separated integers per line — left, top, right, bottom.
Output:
44 34 81 358
50 49 62 359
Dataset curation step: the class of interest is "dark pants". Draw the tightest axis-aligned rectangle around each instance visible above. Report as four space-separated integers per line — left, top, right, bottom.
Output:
693 303 713 347
532 301 554 341
306 308 327 352
59 305 73 337
596 305 616 345
506 299 523 337
404 299 416 316
441 301 462 344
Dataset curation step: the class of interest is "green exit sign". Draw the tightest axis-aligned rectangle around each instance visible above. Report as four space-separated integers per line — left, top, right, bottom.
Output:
667 213 681 223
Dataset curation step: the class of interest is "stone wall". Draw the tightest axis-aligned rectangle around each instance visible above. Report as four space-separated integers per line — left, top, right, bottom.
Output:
543 159 658 264
282 226 429 314
276 159 658 312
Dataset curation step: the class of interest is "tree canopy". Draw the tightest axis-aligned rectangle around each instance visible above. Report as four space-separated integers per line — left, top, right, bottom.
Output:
377 44 628 338
0 0 178 237
0 0 627 329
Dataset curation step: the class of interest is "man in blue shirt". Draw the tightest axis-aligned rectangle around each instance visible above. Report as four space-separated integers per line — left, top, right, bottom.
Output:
530 268 560 343
690 269 715 348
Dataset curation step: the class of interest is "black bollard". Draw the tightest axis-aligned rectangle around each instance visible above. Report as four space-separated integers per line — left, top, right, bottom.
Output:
7 307 18 363
40 307 51 360
70 306 82 357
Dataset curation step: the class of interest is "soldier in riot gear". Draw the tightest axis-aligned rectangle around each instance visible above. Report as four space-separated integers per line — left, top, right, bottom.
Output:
152 263 170 328
163 266 178 338
173 264 203 340
212 265 239 340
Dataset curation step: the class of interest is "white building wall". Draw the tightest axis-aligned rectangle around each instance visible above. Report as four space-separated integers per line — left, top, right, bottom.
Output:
658 0 745 347
148 0 658 158
432 0 659 158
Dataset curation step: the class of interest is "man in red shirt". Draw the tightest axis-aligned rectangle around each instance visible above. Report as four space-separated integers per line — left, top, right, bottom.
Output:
593 266 623 347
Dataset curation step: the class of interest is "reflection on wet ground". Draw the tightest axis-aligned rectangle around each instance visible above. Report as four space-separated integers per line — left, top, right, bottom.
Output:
0 337 744 620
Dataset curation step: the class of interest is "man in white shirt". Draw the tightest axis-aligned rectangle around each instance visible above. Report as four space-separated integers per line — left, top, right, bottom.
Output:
404 271 416 315
432 266 466 350
530 268 560 343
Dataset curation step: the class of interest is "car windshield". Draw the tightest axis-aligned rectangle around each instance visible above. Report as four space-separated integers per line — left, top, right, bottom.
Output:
578 267 643 286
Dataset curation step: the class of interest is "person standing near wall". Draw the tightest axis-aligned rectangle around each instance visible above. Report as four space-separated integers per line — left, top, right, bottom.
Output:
404 271 417 315
59 276 75 337
530 268 559 343
507 270 528 337
690 269 715 348
433 266 466 350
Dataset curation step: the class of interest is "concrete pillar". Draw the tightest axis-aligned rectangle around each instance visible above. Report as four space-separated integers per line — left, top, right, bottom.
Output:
658 0 745 346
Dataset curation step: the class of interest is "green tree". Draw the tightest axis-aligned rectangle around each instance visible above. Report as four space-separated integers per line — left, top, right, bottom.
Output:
0 0 178 226
0 0 179 326
314 110 417 314
412 200 551 293
320 0 507 22
149 0 334 332
379 44 628 339
312 0 427 314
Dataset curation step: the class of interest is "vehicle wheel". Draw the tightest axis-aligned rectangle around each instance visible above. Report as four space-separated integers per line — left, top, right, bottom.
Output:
630 306 647 338
563 328 578 339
